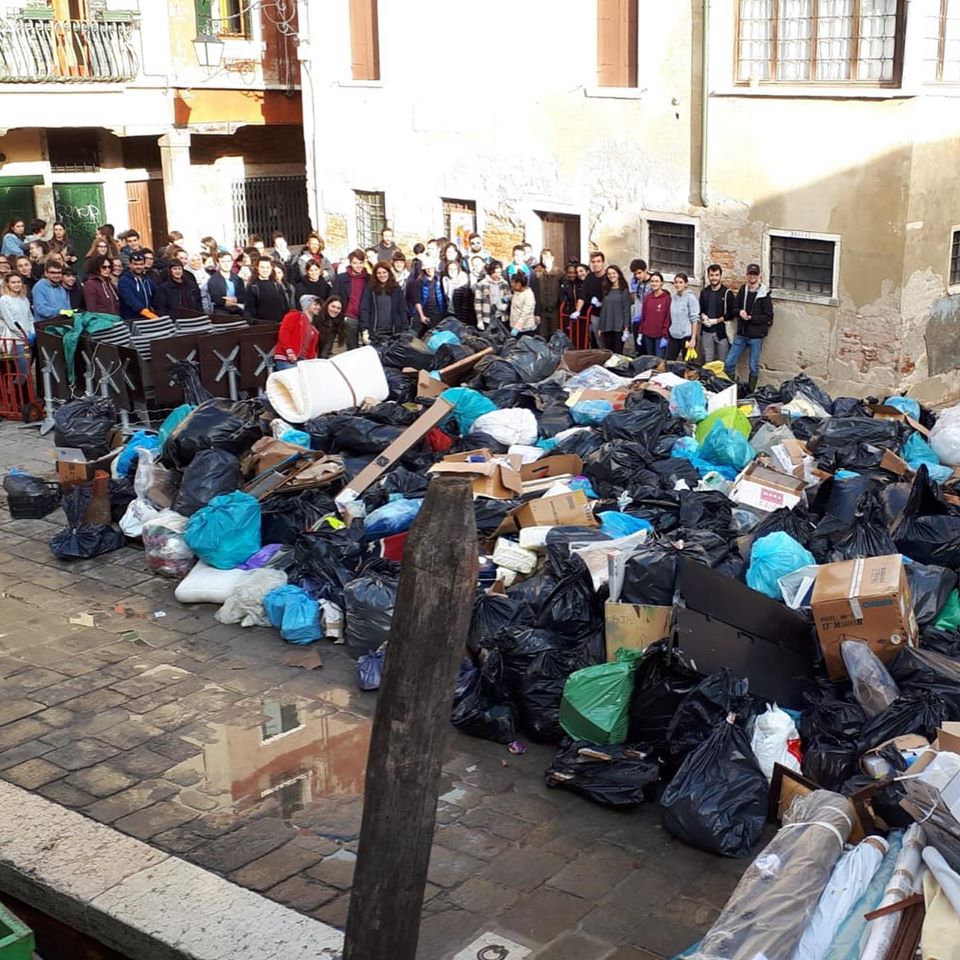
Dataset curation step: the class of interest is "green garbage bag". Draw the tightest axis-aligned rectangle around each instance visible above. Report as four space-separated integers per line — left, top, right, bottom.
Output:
559 648 644 744
935 589 960 632
695 407 751 444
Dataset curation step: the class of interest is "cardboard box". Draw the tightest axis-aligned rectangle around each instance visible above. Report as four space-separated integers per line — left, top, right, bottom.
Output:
520 454 583 485
604 601 674 660
429 449 524 500
938 723 960 755
866 403 930 437
565 388 630 409
55 447 121 490
493 488 598 537
415 370 447 399
730 461 806 513
811 555 918 680
770 439 813 480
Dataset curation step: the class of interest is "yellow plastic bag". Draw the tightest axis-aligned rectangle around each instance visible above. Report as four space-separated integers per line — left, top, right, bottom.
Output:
684 344 699 363
702 361 730 380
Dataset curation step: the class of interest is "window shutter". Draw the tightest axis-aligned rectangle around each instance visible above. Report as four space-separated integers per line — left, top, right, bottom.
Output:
195 0 213 34
350 0 380 81
597 0 638 87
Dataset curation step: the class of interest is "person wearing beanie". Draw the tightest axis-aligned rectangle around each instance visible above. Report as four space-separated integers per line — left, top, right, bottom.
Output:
274 294 321 369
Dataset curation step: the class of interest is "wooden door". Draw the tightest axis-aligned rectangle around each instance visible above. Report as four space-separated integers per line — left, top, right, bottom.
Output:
125 181 152 249
539 213 581 267
146 179 168 252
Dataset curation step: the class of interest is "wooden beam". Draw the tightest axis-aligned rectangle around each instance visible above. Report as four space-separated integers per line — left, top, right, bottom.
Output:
343 476 479 960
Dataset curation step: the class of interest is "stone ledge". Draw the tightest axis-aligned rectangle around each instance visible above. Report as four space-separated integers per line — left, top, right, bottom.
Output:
0 779 343 959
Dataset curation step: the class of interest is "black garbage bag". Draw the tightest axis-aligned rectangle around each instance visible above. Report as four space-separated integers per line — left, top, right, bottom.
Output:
451 654 518 744
841 775 914 829
49 487 126 560
857 690 947 752
921 628 960 659
749 502 817 548
807 417 903 472
107 477 136 524
892 465 960 568
334 417 405 454
503 337 559 382
788 416 822 443
800 690 866 790
539 400 574 438
434 342 473 368
555 427 606 460
780 373 834 414
907 562 957 628
821 492 898 562
52 397 115 459
673 528 733 568
302 413 349 453
660 720 768 857
380 466 430 498
651 458 702 490
480 627 565 703
881 482 913 528
163 399 263 468
602 401 673 448
468 591 535 657
584 441 659 499
343 572 398 659
621 543 682 605
544 529 610 578
535 556 603 640
363 401 418 427
473 498 523 536
261 489 337 545
519 646 592 742
293 525 371 603
545 740 660 809
475 355 523 390
623 488 681 533
666 669 755 764
379 334 434 371
627 641 702 749
889 646 960 719
3 472 60 518
821 475 883 523
751 384 782 407
173 449 240 517
678 491 734 538
384 366 416 403
507 571 559 606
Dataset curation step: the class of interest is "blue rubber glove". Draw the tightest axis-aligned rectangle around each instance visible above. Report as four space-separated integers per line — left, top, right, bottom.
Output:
510 328 520 337
658 337 668 349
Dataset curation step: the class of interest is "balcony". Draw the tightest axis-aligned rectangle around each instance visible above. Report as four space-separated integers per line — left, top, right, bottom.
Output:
0 16 139 83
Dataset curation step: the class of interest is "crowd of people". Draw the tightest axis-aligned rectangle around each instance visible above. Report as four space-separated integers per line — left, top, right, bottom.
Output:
0 217 775 389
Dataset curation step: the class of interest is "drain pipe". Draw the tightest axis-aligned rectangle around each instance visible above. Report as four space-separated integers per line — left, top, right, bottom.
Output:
699 0 711 207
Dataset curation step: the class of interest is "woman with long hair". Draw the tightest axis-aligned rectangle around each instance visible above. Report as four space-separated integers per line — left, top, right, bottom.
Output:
1 218 25 258
442 260 472 324
638 271 671 358
315 295 344 359
297 233 334 285
0 273 35 381
49 222 77 265
83 236 112 279
95 225 120 259
26 239 49 282
360 261 406 343
81 255 120 316
597 264 632 352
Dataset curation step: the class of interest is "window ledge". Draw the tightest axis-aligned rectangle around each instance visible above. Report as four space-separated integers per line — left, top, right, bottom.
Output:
947 284 960 297
773 290 839 308
584 86 646 100
336 79 383 88
714 84 915 101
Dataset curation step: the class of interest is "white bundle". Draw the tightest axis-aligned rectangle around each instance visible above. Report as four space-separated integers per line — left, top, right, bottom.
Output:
492 538 539 574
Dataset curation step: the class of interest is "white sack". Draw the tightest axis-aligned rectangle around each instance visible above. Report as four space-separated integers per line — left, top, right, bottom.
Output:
472 408 538 446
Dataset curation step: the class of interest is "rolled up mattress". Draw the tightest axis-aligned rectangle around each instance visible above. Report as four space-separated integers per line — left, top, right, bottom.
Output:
265 346 390 422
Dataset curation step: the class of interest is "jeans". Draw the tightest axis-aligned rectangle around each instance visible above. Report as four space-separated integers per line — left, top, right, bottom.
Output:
700 330 729 363
724 335 764 379
343 315 360 350
274 359 296 371
639 334 665 358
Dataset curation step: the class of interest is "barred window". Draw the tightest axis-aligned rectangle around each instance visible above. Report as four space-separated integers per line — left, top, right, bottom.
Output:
737 0 903 84
355 190 386 250
647 220 695 276
770 234 837 297
925 0 960 81
950 230 960 287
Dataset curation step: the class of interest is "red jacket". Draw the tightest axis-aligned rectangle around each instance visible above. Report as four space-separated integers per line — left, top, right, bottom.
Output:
639 290 671 338
274 309 320 361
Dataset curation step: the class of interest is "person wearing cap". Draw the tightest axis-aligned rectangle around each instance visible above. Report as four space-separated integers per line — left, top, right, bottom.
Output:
117 251 157 321
274 294 321 369
360 261 407 343
332 249 370 349
724 263 774 393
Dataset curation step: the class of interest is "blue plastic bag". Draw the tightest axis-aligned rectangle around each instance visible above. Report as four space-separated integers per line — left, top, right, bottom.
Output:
280 428 311 448
669 380 708 422
364 497 422 540
571 400 613 425
117 430 160 476
599 512 653 538
568 477 598 498
185 491 261 569
440 387 497 434
156 404 194 446
263 584 322 644
427 330 461 353
902 432 952 482
884 396 921 421
746 532 815 599
358 647 386 690
700 423 755 471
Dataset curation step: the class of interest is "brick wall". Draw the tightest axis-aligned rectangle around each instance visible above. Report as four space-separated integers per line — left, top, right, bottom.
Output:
482 211 525 264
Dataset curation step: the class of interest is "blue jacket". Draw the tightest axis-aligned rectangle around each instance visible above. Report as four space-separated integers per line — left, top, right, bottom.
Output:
1 233 23 258
117 270 156 320
31 279 71 321
405 274 446 319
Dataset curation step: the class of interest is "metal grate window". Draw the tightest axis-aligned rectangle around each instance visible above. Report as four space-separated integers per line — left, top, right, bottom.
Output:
770 235 836 296
737 0 903 84
230 176 312 249
442 199 477 248
951 231 960 287
648 220 696 275
355 190 386 249
47 129 100 173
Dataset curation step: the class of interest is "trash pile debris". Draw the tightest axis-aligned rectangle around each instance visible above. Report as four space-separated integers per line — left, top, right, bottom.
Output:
7 322 960 955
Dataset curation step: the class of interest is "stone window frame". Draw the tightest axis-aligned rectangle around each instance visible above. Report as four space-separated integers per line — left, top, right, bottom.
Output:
641 214 700 283
949 226 960 292
764 228 842 306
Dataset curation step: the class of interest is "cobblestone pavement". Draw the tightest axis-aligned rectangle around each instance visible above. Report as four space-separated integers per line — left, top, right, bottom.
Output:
0 420 745 960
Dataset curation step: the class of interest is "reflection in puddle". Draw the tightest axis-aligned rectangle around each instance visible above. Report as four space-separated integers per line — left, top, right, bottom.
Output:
170 698 371 823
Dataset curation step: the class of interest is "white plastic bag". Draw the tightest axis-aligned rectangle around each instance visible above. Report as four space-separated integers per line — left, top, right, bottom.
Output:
491 537 539 574
840 640 900 718
750 704 801 781
133 448 178 510
141 509 195 579
471 408 538 446
175 560 250 604
215 568 288 627
930 403 960 466
119 498 160 538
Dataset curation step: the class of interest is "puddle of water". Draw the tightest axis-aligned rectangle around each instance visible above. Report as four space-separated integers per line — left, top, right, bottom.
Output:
167 696 372 822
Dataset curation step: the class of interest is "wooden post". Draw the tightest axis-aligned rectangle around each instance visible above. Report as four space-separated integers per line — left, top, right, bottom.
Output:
343 477 478 960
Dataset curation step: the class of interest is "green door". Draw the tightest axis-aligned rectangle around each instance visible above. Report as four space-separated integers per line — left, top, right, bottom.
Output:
53 182 105 256
0 176 42 234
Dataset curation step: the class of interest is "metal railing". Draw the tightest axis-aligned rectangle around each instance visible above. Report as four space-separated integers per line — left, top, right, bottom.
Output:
0 16 139 83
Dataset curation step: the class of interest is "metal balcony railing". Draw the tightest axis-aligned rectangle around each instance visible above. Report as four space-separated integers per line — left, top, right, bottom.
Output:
0 17 139 83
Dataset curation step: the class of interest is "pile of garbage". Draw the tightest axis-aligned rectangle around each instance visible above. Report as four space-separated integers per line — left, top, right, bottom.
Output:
7 319 960 954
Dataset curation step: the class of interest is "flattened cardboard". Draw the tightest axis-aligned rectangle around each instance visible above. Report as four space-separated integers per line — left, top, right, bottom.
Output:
880 449 913 478
429 449 524 499
565 388 629 409
416 370 447 399
730 461 806 513
336 399 452 504
604 602 674 660
866 403 931 438
439 346 493 384
939 723 960 755
493 488 598 538
519 454 583 484
810 555 918 680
